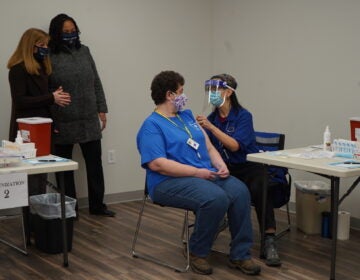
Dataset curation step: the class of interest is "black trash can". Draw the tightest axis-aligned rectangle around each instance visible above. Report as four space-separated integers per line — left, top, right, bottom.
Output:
29 193 76 254
32 215 74 254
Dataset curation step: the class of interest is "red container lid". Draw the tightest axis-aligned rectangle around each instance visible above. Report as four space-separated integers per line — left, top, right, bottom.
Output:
16 117 53 124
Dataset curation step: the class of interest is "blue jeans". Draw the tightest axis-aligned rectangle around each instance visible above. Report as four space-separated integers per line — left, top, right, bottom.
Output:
153 175 253 260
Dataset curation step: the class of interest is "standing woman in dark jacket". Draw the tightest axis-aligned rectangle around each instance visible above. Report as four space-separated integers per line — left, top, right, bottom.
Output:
7 28 71 239
8 28 70 143
7 28 71 194
48 14 115 217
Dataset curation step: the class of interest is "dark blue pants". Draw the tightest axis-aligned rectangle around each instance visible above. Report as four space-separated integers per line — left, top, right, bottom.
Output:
153 176 253 260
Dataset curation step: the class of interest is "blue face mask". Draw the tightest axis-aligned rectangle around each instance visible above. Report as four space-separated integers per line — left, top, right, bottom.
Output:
209 90 225 107
62 32 78 47
34 46 49 61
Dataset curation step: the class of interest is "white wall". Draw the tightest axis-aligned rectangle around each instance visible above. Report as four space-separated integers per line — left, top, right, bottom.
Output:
1 0 359 219
0 0 212 198
212 0 360 218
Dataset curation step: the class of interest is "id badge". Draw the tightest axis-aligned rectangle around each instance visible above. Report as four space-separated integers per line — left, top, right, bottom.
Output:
187 138 199 150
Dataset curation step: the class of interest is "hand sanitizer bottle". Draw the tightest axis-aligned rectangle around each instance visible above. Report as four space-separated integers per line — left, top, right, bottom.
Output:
15 130 23 144
323 126 331 151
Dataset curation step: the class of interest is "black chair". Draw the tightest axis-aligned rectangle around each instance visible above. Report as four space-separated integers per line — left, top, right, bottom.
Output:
254 131 292 239
131 181 190 272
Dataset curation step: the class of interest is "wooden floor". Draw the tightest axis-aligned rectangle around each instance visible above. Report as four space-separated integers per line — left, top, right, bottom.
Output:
0 201 359 280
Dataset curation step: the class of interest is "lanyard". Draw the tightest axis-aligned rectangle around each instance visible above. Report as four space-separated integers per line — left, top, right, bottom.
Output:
155 110 193 139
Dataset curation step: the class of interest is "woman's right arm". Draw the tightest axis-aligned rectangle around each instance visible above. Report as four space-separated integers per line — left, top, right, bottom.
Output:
197 114 239 152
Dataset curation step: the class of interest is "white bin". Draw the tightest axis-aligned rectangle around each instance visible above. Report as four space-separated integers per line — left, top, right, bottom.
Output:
295 181 330 234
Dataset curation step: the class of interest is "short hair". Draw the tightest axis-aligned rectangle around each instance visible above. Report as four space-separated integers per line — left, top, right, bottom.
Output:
7 28 51 75
151 71 185 105
210 73 242 111
48 13 81 53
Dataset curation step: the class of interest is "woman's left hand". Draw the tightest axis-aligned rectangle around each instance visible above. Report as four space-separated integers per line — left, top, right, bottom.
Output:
99 112 107 131
214 162 230 178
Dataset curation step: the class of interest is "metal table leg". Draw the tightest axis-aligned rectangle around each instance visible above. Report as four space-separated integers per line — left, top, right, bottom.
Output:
260 164 268 258
57 172 68 267
330 177 339 280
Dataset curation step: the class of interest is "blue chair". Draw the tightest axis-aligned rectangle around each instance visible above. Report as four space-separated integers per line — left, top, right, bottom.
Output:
254 131 292 239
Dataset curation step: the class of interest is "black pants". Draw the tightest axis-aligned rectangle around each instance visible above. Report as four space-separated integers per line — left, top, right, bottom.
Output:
54 140 106 212
227 161 276 231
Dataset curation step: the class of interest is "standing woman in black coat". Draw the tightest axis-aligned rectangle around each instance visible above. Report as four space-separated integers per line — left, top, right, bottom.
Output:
7 28 71 194
7 28 71 143
7 28 71 239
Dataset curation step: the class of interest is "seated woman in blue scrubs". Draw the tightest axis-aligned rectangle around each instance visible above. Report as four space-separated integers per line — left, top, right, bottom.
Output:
196 73 281 267
136 70 261 276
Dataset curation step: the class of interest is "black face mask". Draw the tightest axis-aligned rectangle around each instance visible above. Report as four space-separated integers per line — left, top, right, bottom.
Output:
61 32 78 47
34 46 49 61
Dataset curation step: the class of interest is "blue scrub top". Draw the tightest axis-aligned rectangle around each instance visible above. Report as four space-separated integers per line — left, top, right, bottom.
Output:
207 107 259 164
137 109 216 199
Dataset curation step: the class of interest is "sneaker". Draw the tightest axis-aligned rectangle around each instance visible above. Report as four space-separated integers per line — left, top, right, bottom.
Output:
213 217 229 241
264 236 281 267
228 259 261 275
189 253 213 275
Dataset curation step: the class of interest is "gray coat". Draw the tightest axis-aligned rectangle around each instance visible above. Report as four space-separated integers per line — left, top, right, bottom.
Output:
49 45 108 144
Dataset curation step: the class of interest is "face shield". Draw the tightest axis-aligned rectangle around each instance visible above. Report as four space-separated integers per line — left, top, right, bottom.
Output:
201 79 235 113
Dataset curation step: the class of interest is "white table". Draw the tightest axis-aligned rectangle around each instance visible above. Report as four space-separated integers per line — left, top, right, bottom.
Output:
0 158 78 267
247 147 360 280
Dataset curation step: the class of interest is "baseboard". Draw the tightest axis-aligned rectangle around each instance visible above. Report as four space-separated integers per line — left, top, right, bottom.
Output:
77 190 143 209
78 191 360 230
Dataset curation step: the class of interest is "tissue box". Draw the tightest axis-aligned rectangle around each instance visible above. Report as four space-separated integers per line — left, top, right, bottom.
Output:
1 140 36 158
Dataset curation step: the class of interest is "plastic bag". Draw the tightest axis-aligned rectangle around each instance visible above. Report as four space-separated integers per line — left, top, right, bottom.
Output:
29 193 76 219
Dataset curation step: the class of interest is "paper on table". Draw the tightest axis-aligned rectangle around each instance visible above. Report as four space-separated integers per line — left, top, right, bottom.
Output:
24 156 69 165
287 150 334 159
329 160 360 169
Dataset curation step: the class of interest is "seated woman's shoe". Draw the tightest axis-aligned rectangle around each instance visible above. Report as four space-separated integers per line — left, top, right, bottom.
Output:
189 253 213 275
264 236 281 267
228 258 261 275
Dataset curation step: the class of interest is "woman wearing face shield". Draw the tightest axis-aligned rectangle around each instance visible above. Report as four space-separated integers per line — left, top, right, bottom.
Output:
196 74 282 267
137 70 261 276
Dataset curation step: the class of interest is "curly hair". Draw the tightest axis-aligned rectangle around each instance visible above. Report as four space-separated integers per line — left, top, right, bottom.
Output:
151 71 185 105
48 13 81 53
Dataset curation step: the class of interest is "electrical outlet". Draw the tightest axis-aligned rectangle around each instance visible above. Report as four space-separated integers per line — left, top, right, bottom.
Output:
108 149 116 164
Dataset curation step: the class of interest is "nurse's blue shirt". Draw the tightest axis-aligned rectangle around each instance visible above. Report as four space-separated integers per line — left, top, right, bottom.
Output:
137 109 216 199
207 107 259 164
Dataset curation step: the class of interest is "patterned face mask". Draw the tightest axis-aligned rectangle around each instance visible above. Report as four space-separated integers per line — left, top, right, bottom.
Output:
172 93 188 112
